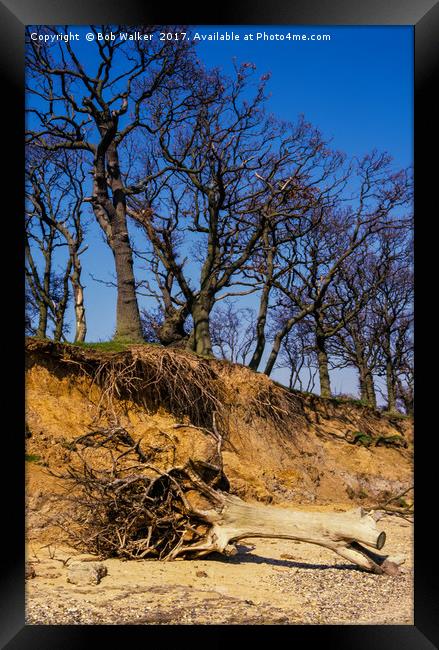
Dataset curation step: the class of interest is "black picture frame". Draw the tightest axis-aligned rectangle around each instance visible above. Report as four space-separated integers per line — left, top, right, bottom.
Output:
3 0 437 647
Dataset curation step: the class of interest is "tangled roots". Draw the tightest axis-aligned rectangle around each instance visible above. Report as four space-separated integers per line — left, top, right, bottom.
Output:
91 347 226 434
53 427 227 560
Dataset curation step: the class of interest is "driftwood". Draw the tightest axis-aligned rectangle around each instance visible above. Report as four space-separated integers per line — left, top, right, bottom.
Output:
55 426 404 576
168 467 403 575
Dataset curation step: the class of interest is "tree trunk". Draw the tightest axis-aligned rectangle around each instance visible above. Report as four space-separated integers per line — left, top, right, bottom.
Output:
249 282 271 371
357 364 376 408
396 376 413 416
180 490 403 576
191 297 213 356
249 230 273 371
111 237 143 342
68 248 87 343
264 332 282 376
358 370 368 403
382 331 397 413
316 333 331 398
72 282 87 343
365 370 377 409
264 319 294 376
53 260 72 342
157 305 189 346
36 302 48 339
106 143 143 343
352 336 376 408
36 244 53 338
53 317 64 342
386 356 397 413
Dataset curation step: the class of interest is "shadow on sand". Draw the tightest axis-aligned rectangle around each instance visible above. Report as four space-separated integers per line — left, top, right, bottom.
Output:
207 544 358 571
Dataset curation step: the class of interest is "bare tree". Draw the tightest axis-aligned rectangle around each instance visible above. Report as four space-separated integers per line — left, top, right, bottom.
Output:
330 309 380 408
25 228 72 342
25 284 39 336
277 318 317 391
288 223 413 409
262 153 412 399
326 247 388 407
244 122 346 372
129 63 349 358
26 25 194 341
25 214 58 339
372 233 413 413
26 149 89 342
25 153 73 342
127 63 280 355
395 340 414 416
133 244 190 346
210 300 255 364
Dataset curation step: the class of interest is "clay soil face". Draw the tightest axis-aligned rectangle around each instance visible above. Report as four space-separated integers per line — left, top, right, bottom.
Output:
25 345 413 508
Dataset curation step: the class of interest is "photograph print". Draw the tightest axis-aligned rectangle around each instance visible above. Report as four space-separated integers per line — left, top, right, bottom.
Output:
25 24 413 626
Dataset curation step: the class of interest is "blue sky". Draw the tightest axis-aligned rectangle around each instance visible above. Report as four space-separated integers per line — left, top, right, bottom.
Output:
196 26 413 167
27 25 413 396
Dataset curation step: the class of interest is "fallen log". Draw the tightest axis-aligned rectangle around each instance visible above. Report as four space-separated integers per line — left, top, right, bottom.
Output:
55 428 404 576
168 470 402 575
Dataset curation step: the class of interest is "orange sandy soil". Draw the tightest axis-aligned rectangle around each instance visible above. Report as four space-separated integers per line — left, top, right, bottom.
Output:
25 339 413 625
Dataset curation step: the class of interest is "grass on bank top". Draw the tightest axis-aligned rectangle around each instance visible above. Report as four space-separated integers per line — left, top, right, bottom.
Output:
71 340 146 353
71 339 212 359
